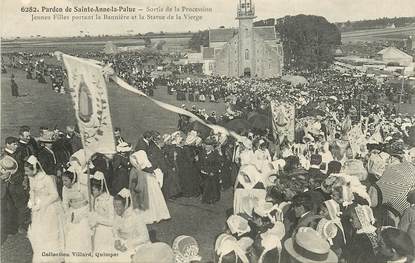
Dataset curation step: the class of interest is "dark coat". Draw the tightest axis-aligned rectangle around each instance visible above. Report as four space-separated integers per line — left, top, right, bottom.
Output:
147 141 168 173
51 138 72 168
37 147 58 175
111 153 130 196
66 134 83 154
134 138 149 153
308 167 325 179
199 150 222 203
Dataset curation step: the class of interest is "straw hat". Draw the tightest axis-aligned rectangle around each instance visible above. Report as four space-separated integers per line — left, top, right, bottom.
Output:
0 155 18 177
132 242 174 263
284 227 338 263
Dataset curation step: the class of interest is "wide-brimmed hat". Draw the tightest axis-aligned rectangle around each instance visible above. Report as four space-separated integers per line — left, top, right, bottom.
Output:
132 242 174 263
0 155 18 176
38 130 55 143
284 227 338 263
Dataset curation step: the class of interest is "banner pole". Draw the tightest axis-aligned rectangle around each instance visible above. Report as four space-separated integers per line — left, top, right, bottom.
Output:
86 159 94 253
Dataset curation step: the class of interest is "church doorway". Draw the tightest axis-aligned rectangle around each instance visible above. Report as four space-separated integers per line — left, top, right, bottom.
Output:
243 68 251 77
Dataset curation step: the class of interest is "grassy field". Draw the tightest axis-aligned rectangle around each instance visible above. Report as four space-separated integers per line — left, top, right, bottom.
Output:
1 66 227 263
1 36 191 55
341 25 415 43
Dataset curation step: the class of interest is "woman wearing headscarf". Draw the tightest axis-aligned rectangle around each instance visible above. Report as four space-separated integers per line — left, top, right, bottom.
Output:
130 150 170 224
111 142 132 196
161 134 182 200
88 172 115 258
343 203 381 263
176 131 201 198
318 199 346 259
199 137 222 204
61 166 92 262
172 235 202 263
113 189 150 262
25 155 65 263
233 164 267 216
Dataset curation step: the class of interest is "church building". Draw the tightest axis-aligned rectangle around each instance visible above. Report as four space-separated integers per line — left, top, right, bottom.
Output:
208 0 284 78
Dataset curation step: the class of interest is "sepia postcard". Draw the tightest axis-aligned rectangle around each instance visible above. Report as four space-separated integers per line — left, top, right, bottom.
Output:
1 0 415 262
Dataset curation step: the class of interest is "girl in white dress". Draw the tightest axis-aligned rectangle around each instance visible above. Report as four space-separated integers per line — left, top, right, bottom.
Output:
130 150 170 224
88 171 115 259
113 189 151 262
233 164 267 216
25 155 65 263
61 167 92 262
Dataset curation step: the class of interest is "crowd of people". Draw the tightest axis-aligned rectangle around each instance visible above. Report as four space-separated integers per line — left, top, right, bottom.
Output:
2 49 415 263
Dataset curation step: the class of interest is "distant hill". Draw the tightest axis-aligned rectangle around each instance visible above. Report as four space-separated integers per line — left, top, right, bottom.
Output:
336 17 415 32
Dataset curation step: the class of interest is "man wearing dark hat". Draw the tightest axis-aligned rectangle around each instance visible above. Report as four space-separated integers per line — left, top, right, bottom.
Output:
37 130 63 196
16 125 38 160
0 155 19 243
289 192 321 237
207 111 217 124
2 137 30 235
11 74 19 97
134 131 152 153
38 131 59 176
65 125 82 154
308 154 325 179
114 127 126 146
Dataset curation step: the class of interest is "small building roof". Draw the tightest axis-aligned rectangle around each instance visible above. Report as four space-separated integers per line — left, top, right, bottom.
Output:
377 47 413 59
253 26 277 41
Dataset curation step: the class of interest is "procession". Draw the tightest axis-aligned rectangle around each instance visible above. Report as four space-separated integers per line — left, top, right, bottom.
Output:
2 0 415 262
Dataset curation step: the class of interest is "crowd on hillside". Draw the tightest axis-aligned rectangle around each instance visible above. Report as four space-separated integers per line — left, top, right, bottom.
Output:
2 50 415 262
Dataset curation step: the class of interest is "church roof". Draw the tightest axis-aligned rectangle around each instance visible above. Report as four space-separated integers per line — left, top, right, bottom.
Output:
253 26 277 41
202 47 215 59
377 47 412 59
209 28 238 43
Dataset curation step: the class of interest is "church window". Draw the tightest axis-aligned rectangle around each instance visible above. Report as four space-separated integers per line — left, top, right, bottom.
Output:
245 49 249 60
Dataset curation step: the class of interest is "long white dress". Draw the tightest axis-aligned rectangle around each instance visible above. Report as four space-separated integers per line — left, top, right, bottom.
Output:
233 165 267 216
62 183 92 263
28 172 65 263
138 173 171 224
91 192 115 261
113 208 151 262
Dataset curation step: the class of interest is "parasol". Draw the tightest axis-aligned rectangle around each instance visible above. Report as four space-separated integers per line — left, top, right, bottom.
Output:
223 119 251 134
248 113 272 131
190 121 211 139
377 162 415 216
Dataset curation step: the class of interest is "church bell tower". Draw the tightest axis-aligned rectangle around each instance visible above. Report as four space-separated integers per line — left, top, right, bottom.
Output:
236 0 256 77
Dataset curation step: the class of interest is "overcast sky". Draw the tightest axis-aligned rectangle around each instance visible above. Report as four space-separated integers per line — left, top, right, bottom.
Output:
1 0 414 37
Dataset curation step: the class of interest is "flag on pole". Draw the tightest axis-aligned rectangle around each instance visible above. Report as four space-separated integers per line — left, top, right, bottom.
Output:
62 54 116 158
270 101 295 143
